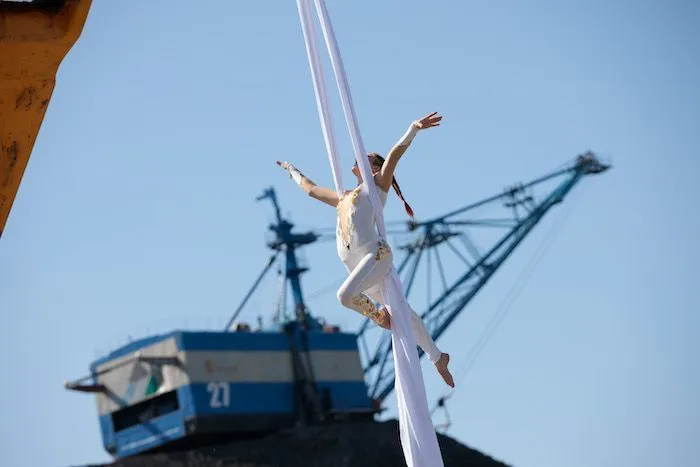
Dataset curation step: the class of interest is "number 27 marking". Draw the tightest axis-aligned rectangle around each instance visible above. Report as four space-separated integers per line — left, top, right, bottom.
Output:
207 382 230 408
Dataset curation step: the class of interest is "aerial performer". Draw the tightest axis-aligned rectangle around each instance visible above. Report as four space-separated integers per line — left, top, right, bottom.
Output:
277 112 454 389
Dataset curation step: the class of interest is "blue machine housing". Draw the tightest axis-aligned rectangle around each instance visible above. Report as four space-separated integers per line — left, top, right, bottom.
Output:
89 324 375 458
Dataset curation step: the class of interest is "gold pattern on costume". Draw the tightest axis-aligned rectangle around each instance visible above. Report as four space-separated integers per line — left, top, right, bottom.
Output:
375 240 391 261
351 293 382 320
336 186 361 249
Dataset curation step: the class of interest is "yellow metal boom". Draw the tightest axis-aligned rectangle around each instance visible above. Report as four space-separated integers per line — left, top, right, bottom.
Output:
0 0 92 237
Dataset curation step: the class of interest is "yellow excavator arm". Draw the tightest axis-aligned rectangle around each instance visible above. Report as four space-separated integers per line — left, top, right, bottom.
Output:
0 0 92 238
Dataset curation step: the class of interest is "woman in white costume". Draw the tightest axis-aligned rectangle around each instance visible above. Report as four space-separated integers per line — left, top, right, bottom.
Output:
277 112 453 388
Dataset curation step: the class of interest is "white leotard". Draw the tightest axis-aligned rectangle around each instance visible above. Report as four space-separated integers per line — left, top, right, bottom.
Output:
336 183 388 267
334 183 443 363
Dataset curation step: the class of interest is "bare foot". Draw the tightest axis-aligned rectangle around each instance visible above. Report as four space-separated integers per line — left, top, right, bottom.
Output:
435 353 454 388
374 306 392 330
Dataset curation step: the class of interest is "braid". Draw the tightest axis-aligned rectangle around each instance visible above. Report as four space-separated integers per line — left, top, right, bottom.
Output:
392 177 414 218
368 152 414 218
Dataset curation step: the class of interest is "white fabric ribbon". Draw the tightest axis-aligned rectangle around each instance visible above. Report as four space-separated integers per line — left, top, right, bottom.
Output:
295 1 445 466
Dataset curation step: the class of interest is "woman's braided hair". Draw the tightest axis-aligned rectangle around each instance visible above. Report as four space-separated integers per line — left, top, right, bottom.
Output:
367 152 414 218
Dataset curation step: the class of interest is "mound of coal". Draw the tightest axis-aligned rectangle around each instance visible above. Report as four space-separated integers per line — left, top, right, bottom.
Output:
86 420 510 467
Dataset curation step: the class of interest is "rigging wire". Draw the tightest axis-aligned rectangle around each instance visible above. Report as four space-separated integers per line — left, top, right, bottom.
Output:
431 184 587 422
305 276 345 302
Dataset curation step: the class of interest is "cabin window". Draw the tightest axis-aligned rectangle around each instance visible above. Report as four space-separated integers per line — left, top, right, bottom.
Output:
112 390 180 432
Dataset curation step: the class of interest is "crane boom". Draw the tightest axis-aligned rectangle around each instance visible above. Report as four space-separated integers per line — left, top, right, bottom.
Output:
359 152 609 401
0 0 92 238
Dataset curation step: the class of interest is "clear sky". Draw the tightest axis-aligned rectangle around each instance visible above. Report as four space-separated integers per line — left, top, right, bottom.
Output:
1 1 698 466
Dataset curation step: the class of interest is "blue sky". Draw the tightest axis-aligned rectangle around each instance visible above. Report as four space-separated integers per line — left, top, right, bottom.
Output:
1 1 698 466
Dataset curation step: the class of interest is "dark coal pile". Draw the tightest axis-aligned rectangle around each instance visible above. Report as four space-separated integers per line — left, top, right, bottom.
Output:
82 420 510 467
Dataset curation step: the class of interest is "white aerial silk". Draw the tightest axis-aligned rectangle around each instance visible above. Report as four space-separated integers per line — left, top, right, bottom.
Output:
295 1 445 466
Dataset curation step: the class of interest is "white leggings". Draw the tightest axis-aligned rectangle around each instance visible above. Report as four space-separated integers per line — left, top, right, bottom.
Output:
337 240 442 363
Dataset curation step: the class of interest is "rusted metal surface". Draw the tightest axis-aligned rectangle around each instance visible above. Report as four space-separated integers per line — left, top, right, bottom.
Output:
0 0 92 238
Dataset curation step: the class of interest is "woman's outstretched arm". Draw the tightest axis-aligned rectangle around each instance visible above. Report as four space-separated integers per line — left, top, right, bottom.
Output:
375 112 442 191
276 161 339 207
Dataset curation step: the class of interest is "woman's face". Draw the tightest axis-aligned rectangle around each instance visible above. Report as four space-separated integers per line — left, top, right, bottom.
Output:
352 156 381 178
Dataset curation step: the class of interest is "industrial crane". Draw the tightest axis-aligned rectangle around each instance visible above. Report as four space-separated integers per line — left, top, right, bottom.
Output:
63 151 607 458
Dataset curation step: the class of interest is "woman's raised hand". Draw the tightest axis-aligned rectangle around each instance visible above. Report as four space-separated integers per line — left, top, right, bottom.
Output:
414 111 442 130
276 160 290 170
